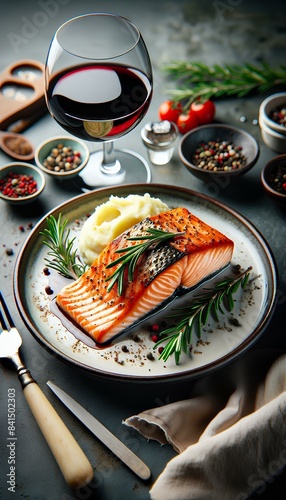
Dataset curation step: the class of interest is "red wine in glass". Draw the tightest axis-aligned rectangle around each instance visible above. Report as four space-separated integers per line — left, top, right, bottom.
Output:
47 63 152 142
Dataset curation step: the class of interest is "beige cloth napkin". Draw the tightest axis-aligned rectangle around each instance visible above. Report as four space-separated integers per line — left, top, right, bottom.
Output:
124 349 286 499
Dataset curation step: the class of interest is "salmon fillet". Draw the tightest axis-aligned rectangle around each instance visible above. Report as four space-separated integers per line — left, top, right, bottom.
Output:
56 208 234 344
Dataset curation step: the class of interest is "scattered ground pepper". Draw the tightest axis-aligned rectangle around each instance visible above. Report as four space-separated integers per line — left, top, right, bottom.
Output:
233 264 241 274
229 317 241 326
147 352 155 360
131 334 141 343
42 143 82 172
0 172 38 198
192 139 247 171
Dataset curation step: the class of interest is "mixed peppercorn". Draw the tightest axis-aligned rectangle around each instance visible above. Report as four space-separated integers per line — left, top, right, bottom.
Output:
0 172 38 198
267 163 286 194
42 143 82 173
192 139 247 171
269 105 286 127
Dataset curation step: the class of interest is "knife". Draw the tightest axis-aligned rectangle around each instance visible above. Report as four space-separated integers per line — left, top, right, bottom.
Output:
47 381 151 481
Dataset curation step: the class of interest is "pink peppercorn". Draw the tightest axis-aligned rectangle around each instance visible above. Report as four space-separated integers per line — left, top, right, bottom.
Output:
151 323 160 332
0 172 38 198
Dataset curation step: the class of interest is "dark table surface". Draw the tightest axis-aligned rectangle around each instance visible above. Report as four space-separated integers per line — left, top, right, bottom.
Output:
0 1 285 499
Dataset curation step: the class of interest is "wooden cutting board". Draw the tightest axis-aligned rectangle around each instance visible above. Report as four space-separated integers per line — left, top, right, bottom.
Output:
0 59 47 132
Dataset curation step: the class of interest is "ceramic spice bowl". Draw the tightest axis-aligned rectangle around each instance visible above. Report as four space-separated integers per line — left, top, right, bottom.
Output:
0 162 46 205
259 93 286 153
179 123 260 181
35 135 90 180
261 154 286 208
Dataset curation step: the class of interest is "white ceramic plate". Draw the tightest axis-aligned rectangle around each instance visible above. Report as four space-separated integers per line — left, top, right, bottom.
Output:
14 184 277 382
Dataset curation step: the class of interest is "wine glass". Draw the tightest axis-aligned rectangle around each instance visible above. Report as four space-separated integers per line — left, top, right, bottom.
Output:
45 13 153 190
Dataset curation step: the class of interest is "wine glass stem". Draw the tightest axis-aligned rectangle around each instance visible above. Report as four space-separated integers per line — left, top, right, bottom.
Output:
101 142 122 175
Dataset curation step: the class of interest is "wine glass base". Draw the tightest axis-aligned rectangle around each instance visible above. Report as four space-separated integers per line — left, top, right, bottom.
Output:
76 148 152 191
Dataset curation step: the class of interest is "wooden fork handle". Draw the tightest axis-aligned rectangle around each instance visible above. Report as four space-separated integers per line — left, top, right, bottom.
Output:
23 382 94 489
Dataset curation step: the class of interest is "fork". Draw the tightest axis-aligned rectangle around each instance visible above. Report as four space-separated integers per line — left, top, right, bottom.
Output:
0 291 93 489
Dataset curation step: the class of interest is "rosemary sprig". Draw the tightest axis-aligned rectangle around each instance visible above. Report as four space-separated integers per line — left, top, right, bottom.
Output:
40 214 87 280
105 228 185 295
161 61 286 109
154 266 252 365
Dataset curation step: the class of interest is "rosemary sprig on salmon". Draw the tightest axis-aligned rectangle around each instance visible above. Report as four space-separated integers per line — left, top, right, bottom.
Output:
40 214 87 280
105 228 185 295
154 266 252 364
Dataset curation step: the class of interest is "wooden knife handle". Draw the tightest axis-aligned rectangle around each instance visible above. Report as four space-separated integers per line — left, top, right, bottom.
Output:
23 382 94 489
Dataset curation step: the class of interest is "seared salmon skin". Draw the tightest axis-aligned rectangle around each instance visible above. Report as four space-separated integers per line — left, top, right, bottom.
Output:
56 208 234 344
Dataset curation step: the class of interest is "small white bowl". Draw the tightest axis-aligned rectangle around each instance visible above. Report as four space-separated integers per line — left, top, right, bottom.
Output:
0 162 46 205
259 92 286 137
35 136 90 180
259 117 286 154
259 93 286 153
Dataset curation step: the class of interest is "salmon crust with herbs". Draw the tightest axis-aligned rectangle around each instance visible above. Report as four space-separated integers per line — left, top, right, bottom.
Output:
56 207 234 344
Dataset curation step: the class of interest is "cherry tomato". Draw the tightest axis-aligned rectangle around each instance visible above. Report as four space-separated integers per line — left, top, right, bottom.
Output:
177 110 199 134
190 99 216 125
158 100 183 123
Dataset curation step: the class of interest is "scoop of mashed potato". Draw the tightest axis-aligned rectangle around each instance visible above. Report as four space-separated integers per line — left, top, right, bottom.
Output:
79 193 169 265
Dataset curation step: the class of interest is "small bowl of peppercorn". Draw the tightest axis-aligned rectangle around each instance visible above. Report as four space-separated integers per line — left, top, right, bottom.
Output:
261 154 286 208
259 93 286 153
35 135 90 180
0 162 46 205
179 123 259 182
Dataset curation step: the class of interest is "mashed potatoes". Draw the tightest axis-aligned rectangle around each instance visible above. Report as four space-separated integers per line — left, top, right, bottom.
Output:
79 193 169 265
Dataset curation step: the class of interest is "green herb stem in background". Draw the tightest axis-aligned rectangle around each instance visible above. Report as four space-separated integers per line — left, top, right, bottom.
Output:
40 214 87 280
154 266 252 365
105 228 185 295
162 61 286 109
